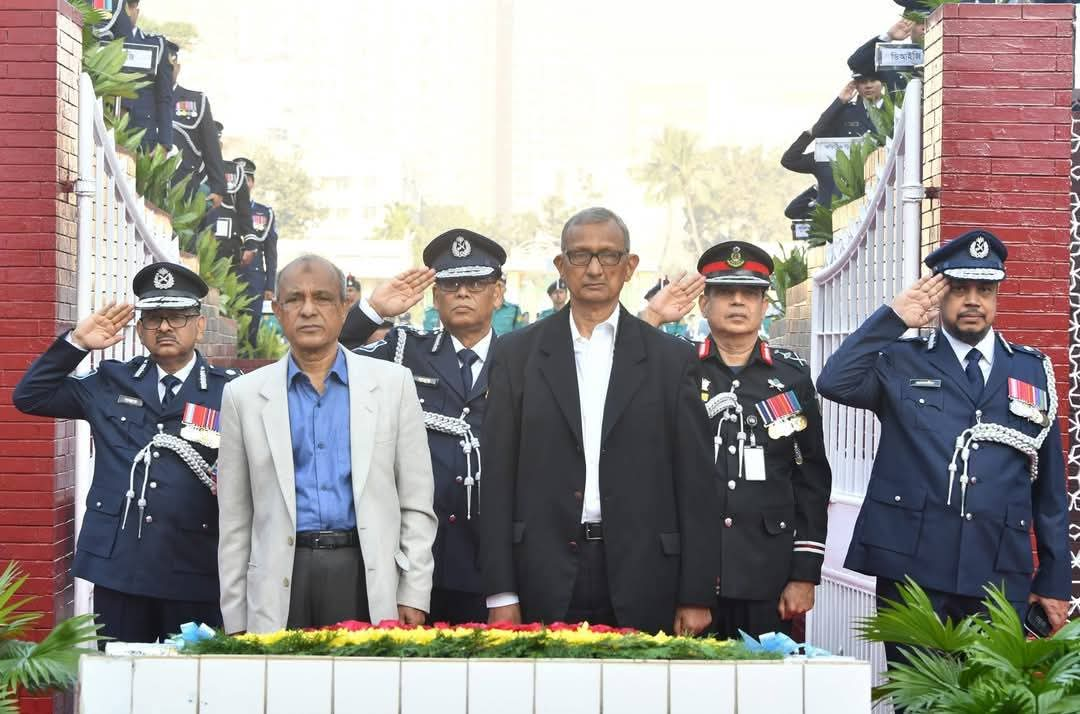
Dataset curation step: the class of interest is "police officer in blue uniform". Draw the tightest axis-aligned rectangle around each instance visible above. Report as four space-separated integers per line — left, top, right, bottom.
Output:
817 230 1069 662
643 243 832 638
340 229 507 623
234 158 278 347
202 148 257 273
13 263 240 643
167 42 225 205
93 0 173 152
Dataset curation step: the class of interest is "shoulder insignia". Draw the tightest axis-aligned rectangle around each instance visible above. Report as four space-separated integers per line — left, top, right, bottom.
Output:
1012 343 1045 359
926 330 938 351
355 340 386 353
697 338 711 360
132 357 151 379
772 347 809 368
73 369 97 380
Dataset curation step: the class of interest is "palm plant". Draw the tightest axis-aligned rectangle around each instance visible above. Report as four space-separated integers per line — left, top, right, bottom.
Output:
632 128 712 255
861 578 1080 713
0 562 103 713
770 245 808 315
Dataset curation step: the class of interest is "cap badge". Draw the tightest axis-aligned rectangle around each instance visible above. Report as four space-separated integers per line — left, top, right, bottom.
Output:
451 235 472 258
153 267 175 290
969 235 989 259
728 246 745 268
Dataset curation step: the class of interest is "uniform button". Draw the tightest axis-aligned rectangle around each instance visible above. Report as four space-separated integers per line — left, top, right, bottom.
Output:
1020 519 1026 527
201 523 209 530
455 476 464 484
727 480 736 490
95 501 102 508
732 380 740 388
965 513 973 521
918 398 925 404
779 521 787 529
568 541 578 551
727 445 737 455
149 482 157 489
970 477 977 485
144 515 152 524
723 517 733 528
283 578 290 587
120 416 126 422
287 536 295 546
156 423 163 429
448 514 457 524
894 495 901 502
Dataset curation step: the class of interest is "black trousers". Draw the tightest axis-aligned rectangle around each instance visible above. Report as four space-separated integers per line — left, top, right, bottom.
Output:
287 544 370 629
94 585 221 646
564 539 618 627
429 588 487 625
712 596 791 640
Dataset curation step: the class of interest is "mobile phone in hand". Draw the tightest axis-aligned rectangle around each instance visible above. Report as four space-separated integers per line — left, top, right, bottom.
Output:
1024 602 1053 638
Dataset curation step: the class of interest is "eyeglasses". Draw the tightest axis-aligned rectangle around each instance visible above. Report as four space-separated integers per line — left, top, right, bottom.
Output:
434 278 498 293
139 312 200 329
564 250 627 267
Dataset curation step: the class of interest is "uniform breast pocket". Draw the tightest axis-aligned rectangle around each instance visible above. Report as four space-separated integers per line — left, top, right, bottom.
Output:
995 503 1034 574
902 384 943 430
101 404 146 448
79 492 123 559
413 377 445 414
859 480 927 555
173 516 219 574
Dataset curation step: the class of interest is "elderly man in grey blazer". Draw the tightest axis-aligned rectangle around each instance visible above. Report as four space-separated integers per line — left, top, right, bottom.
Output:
218 254 437 634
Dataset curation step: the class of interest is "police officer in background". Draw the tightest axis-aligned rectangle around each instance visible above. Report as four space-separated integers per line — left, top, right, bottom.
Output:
13 263 240 643
817 230 1069 663
536 278 568 321
644 242 832 638
93 0 173 153
491 275 526 334
234 158 278 347
167 42 225 206
202 143 257 273
345 274 361 309
339 229 507 623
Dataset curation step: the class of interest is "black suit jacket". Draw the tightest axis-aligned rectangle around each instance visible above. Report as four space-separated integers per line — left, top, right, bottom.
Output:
480 306 719 634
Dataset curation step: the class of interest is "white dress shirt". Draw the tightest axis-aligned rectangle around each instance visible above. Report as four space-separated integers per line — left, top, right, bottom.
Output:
486 305 620 611
451 330 492 384
570 306 620 523
156 354 197 402
942 327 994 383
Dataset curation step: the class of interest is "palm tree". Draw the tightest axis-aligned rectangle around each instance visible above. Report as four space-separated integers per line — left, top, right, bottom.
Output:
632 128 712 256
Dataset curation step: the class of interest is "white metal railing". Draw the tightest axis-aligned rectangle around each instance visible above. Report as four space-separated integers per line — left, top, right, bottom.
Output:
807 77 923 706
73 71 178 619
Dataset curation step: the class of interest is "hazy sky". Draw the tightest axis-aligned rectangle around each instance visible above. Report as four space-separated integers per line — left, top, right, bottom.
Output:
148 0 900 272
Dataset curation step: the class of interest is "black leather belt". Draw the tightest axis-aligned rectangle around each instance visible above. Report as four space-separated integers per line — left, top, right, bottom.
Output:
581 522 604 541
295 529 359 549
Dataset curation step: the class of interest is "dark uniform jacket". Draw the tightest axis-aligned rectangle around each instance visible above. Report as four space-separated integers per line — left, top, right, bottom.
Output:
811 97 875 139
248 201 279 286
696 338 831 601
816 306 1069 601
12 335 240 602
344 308 493 594
202 161 256 269
780 131 838 209
172 84 226 196
480 307 720 634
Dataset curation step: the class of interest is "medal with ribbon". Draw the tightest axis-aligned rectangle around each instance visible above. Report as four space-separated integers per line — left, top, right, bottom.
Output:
755 390 807 439
181 402 221 449
1008 377 1049 427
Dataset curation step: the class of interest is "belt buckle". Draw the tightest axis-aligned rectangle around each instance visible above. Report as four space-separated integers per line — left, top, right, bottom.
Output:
314 530 336 549
583 522 602 541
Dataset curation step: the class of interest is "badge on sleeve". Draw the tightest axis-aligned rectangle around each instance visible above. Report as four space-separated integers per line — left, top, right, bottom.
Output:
1008 377 1049 426
180 402 221 449
755 391 807 439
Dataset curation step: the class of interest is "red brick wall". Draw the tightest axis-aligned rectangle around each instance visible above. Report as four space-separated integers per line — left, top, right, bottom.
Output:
0 1 83 712
922 3 1075 598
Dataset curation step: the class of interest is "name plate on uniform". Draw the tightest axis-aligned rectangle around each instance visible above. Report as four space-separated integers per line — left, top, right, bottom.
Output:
875 42 924 72
814 137 860 163
214 216 233 239
791 220 811 241
122 42 159 74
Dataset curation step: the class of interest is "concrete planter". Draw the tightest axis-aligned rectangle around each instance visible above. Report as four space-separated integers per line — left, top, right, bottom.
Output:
78 654 872 713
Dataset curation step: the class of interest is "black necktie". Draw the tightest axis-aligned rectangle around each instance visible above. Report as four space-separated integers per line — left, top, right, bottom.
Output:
161 374 181 407
964 348 984 396
458 348 478 395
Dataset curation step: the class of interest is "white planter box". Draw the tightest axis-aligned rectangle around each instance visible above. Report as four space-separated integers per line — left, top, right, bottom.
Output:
78 653 872 714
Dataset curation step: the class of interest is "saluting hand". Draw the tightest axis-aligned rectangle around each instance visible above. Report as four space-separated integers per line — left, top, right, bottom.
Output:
71 301 134 351
368 268 437 318
838 80 858 104
888 18 916 41
641 271 706 328
890 274 947 329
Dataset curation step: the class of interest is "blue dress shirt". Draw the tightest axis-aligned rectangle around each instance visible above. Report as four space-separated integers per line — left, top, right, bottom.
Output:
287 348 355 531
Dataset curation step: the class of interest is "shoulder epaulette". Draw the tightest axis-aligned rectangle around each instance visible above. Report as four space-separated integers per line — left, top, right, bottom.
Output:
1011 343 1045 359
207 364 243 380
131 355 151 379
771 346 808 368
354 340 385 353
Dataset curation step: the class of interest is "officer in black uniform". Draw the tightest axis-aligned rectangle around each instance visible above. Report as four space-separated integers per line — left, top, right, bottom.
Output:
234 157 278 347
202 143 257 272
643 242 832 638
93 0 173 152
13 263 240 643
166 42 225 205
341 229 507 623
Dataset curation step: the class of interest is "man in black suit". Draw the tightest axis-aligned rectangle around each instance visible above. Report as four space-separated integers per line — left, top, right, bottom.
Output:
480 207 718 636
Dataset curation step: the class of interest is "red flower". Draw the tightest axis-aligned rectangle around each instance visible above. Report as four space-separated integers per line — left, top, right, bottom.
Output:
431 622 451 630
589 624 615 633
330 620 374 631
512 622 542 632
460 622 489 630
546 622 575 631
376 619 404 629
